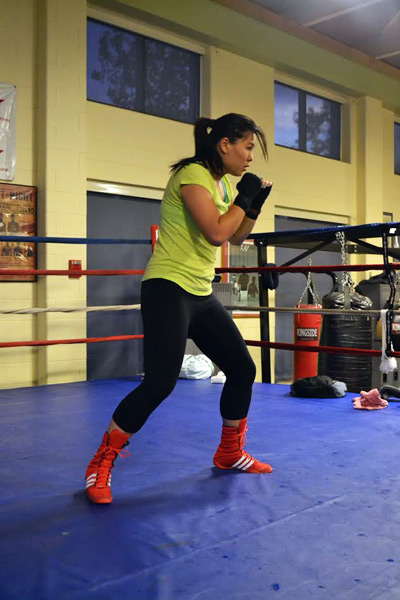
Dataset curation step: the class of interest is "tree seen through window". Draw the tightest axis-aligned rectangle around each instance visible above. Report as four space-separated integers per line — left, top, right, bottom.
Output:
87 18 200 124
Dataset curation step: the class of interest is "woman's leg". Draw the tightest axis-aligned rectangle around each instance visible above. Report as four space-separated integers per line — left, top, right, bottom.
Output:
188 295 256 421
86 279 191 503
189 295 272 474
112 279 190 434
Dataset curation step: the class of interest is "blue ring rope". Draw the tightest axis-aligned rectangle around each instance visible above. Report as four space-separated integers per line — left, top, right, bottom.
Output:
0 235 152 245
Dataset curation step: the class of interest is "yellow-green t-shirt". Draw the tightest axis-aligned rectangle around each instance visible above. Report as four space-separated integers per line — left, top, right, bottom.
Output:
143 162 232 295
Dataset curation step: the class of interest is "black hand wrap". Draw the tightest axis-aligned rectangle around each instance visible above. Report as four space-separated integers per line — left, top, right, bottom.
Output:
245 184 273 220
233 173 263 212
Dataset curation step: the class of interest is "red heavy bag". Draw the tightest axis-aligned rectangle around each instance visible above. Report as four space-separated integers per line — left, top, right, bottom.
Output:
293 305 322 381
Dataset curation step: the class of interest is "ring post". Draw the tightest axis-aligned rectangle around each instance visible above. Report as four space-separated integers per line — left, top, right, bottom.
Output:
257 241 271 383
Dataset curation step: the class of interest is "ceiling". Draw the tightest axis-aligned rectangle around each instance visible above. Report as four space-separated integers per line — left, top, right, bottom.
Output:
250 0 400 70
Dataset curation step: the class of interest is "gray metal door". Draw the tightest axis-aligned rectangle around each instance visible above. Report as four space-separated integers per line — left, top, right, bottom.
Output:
87 192 160 380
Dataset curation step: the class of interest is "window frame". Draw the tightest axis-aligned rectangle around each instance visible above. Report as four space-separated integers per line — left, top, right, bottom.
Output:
86 17 201 125
274 81 342 161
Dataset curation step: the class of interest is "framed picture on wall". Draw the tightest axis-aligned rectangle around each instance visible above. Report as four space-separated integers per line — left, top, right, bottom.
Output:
223 239 259 315
383 212 400 250
0 183 37 281
383 212 393 224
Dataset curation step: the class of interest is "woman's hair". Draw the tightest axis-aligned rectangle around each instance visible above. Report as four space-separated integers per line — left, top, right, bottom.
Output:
170 113 267 175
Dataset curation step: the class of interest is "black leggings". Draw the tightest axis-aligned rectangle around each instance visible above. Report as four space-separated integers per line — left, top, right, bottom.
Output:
113 278 256 433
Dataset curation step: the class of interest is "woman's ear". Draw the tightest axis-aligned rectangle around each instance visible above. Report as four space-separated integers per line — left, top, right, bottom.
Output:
218 137 230 155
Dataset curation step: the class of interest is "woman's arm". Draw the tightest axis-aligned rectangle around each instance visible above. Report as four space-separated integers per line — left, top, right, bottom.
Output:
228 179 273 246
181 184 246 246
228 215 257 246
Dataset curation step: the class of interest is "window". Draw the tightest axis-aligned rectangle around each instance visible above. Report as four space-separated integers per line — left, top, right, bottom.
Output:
395 123 400 175
87 18 200 124
274 82 341 160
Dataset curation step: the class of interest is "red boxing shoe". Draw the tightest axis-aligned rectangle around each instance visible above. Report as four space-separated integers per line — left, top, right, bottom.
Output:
86 429 130 504
213 418 272 474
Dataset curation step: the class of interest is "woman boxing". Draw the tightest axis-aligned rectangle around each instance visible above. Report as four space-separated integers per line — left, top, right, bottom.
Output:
86 113 273 504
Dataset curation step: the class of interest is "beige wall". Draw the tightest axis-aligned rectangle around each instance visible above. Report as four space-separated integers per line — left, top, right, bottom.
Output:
0 0 87 389
87 103 193 189
1 0 400 388
34 0 87 387
0 0 37 387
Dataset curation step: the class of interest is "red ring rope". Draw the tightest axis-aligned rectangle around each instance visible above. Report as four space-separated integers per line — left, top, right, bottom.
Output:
2 335 399 359
216 263 400 274
0 264 398 277
1 263 398 354
0 269 145 276
0 334 143 348
245 339 400 358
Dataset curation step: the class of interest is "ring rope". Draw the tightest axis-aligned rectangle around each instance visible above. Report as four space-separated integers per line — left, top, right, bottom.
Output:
224 305 400 317
2 304 399 316
0 263 399 277
216 263 400 274
0 304 141 315
0 269 145 276
0 235 151 245
2 334 398 357
0 334 144 349
244 339 400 359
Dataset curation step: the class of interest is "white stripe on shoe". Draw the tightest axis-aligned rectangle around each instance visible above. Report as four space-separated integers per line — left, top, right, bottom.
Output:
230 455 255 470
86 474 97 488
236 456 252 470
231 455 248 469
86 473 112 488
240 459 255 471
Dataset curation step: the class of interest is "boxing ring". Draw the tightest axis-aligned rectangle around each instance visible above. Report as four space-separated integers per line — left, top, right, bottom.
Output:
1 222 400 600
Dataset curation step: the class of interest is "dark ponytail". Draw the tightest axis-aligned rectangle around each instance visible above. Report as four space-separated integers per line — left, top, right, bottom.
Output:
170 113 267 175
194 117 215 159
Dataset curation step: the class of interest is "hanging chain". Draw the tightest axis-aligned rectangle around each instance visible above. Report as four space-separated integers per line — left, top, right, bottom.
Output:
335 231 354 290
395 270 400 293
298 258 320 305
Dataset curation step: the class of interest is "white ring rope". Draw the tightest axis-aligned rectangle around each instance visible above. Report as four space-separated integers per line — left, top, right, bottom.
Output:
1 303 399 317
224 305 400 317
0 304 141 315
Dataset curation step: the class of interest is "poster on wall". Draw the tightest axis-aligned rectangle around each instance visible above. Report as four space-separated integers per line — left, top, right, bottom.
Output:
383 212 399 249
0 183 37 281
228 240 260 313
0 84 17 181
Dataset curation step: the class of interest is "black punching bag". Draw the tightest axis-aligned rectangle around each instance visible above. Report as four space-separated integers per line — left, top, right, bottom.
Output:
318 290 373 392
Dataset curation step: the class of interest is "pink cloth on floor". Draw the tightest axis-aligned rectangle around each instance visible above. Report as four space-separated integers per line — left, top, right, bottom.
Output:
352 388 389 410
